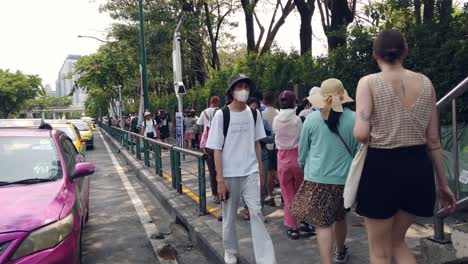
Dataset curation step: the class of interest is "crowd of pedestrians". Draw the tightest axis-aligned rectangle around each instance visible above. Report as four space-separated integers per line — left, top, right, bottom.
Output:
204 29 456 264
105 29 458 264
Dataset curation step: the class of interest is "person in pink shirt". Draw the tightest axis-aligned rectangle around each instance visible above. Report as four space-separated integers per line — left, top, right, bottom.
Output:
272 90 305 239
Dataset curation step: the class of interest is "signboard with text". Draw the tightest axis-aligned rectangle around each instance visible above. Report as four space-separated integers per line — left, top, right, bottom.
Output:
175 112 183 148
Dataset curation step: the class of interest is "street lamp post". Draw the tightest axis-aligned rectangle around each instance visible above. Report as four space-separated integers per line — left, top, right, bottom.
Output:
138 0 150 112
118 85 124 130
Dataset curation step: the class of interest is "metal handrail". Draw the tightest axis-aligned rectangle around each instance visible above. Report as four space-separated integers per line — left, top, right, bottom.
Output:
436 197 468 218
99 123 208 215
436 77 468 110
432 76 468 243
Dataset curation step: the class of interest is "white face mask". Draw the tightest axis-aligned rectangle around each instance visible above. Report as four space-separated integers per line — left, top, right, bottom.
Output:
233 90 250 103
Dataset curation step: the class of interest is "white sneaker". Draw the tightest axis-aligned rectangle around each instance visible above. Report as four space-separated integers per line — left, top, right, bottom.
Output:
224 251 237 264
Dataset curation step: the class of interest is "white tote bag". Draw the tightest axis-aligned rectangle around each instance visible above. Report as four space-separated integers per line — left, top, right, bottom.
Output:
343 142 368 209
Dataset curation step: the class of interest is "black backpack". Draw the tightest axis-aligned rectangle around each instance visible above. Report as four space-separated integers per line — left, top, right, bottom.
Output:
131 117 139 131
221 106 257 139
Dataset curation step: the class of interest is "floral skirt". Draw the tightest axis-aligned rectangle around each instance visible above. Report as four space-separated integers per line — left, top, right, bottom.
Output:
290 181 347 227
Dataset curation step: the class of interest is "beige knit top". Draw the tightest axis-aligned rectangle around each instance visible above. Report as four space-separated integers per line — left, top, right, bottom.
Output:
369 73 433 149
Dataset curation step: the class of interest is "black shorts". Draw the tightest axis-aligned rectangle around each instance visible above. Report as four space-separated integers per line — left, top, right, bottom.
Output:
356 145 436 219
159 132 169 139
268 149 277 170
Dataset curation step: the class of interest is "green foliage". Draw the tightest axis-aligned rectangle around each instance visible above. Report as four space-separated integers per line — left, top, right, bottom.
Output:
0 69 43 118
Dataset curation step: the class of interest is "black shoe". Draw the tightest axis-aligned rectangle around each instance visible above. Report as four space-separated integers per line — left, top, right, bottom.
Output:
299 223 316 238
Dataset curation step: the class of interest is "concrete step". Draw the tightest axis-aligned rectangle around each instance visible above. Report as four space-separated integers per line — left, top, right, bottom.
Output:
420 223 468 264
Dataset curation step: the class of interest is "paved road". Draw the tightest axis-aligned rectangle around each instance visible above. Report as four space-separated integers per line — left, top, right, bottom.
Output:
81 131 208 264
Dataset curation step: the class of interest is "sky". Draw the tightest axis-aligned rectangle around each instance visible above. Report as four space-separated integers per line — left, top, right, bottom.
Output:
0 0 331 90
2 1 464 90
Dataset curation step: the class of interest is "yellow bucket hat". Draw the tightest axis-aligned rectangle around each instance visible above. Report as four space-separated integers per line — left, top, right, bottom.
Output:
307 78 354 120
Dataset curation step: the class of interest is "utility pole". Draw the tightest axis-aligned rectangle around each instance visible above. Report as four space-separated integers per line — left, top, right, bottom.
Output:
173 16 186 148
138 0 149 112
118 85 124 130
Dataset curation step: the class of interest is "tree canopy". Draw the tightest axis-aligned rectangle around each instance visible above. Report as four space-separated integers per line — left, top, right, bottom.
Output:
0 69 43 118
74 0 467 122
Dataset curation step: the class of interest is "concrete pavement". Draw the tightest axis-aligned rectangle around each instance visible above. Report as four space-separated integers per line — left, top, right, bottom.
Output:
82 131 209 264
101 130 436 264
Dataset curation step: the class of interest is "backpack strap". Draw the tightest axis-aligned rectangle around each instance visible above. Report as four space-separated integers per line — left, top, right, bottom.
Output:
251 107 257 125
222 106 230 139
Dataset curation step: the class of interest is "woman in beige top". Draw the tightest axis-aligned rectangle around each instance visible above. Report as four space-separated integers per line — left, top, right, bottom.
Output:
353 29 456 264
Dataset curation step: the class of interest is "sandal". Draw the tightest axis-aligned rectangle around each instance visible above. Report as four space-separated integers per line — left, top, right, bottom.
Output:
213 195 221 204
299 223 316 238
287 229 300 240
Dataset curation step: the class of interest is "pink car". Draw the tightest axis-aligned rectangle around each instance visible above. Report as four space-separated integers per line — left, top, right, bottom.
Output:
0 124 95 264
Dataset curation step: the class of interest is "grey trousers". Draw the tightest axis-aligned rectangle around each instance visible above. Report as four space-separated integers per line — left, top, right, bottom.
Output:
223 173 277 264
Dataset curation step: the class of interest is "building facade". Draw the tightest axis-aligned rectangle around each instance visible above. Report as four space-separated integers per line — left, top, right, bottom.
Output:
56 55 87 107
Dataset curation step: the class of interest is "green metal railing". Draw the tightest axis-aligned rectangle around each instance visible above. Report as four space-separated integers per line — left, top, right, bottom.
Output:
100 123 208 215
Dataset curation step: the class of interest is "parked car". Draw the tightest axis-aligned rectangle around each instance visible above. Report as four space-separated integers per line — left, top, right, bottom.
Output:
69 121 94 150
45 121 86 157
0 119 95 264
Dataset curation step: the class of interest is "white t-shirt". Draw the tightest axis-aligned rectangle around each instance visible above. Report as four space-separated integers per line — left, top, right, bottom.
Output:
143 119 156 136
197 107 216 128
262 106 279 150
206 107 266 177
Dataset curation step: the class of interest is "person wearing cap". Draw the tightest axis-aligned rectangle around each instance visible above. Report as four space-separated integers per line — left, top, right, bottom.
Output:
291 78 359 264
272 90 305 240
206 73 276 264
141 111 158 139
298 86 322 120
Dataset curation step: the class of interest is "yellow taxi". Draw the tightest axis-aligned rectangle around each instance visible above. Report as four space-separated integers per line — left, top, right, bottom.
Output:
87 121 96 131
69 121 94 150
46 121 86 156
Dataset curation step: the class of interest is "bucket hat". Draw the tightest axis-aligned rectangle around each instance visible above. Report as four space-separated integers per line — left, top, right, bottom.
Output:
144 111 151 117
308 78 353 120
226 73 256 94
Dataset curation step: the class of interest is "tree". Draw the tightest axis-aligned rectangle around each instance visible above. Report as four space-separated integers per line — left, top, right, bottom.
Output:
240 0 296 55
0 69 43 118
316 0 356 50
241 0 258 52
294 0 315 55
203 0 237 71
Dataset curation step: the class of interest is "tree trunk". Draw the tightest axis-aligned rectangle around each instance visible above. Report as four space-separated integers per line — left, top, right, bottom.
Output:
241 0 256 52
203 2 220 70
294 0 315 55
259 0 296 55
438 0 453 24
423 0 435 24
327 0 354 51
415 0 422 24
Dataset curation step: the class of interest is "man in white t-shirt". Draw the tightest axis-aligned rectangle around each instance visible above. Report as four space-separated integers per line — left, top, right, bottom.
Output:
206 73 276 264
140 111 158 139
198 96 220 203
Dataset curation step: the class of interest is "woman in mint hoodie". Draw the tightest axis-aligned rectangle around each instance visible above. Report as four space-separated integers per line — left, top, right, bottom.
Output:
291 79 359 264
272 90 305 239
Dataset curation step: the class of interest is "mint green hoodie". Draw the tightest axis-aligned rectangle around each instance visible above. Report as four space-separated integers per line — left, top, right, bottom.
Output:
298 108 359 185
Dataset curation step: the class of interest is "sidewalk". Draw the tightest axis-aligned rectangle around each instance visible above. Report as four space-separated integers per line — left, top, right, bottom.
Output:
150 148 432 263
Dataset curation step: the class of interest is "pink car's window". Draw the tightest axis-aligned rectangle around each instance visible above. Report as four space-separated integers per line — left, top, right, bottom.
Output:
0 137 62 184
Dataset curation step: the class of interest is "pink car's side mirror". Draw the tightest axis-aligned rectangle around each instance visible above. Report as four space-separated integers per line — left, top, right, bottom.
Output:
74 162 95 179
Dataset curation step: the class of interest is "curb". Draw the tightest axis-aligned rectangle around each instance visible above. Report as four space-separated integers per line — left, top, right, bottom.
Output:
101 130 250 264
